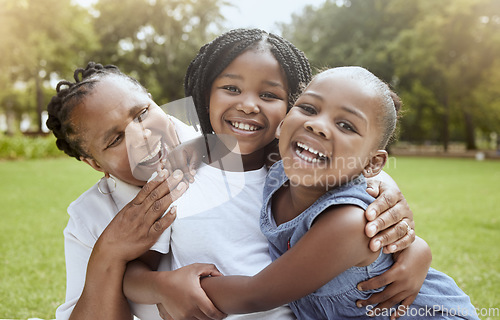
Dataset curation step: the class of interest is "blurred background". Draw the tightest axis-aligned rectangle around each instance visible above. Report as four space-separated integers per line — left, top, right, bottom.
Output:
1 0 499 156
1 0 499 319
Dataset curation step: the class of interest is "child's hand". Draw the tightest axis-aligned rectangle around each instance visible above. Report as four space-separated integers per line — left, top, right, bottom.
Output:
364 172 415 253
356 237 431 319
154 263 227 320
160 135 214 184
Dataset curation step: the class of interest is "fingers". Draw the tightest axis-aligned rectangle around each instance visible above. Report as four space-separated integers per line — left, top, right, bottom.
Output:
150 206 177 236
141 169 187 222
196 263 224 278
365 179 381 199
369 218 415 252
357 268 392 293
391 295 416 320
382 227 415 254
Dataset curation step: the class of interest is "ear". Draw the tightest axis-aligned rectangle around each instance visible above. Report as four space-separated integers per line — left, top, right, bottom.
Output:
80 156 105 174
275 120 284 139
363 150 388 178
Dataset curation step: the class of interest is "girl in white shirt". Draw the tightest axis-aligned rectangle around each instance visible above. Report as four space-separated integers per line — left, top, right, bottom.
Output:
123 29 431 320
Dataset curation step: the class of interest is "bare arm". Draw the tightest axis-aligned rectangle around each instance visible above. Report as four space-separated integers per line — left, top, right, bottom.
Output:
123 252 226 320
201 205 375 314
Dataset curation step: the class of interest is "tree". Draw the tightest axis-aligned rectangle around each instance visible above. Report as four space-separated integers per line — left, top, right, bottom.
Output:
90 0 228 104
281 0 500 150
0 0 99 133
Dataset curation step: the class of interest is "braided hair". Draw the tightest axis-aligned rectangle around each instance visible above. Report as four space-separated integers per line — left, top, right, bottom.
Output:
184 28 312 135
46 62 146 160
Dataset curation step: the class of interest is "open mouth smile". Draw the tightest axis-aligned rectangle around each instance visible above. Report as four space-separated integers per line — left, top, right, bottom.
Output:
228 121 262 132
294 141 329 163
138 141 163 166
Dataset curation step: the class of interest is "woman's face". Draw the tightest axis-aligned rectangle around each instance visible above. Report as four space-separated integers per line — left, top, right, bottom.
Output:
71 75 179 186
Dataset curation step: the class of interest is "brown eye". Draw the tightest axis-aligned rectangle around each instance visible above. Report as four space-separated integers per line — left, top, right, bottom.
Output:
296 104 317 115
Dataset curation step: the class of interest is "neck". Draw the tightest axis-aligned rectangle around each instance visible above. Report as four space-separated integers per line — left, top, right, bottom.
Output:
204 136 265 172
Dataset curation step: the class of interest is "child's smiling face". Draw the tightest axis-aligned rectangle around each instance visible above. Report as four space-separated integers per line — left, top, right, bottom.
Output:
278 70 384 189
208 46 288 156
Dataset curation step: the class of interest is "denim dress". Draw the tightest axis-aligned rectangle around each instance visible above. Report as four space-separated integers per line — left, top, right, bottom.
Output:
260 161 479 320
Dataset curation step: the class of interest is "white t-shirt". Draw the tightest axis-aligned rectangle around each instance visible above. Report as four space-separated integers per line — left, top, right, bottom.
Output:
56 117 294 320
134 162 294 319
56 117 197 320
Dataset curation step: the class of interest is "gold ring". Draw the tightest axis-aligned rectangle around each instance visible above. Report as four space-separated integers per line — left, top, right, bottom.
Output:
401 220 411 235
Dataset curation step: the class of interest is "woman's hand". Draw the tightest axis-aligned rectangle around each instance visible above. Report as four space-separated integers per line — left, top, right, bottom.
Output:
94 169 187 263
154 264 227 320
364 171 415 253
356 237 432 319
70 170 187 320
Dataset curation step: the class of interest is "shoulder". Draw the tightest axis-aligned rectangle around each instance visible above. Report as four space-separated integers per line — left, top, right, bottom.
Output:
65 184 117 244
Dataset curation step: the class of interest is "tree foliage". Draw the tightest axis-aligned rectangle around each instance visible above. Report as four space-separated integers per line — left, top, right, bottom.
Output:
282 0 500 150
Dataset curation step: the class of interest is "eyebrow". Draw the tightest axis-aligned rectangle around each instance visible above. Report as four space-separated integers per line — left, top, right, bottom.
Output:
340 105 368 124
218 73 286 90
302 92 368 123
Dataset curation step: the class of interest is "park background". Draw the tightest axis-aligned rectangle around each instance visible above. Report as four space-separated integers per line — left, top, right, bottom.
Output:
1 0 499 319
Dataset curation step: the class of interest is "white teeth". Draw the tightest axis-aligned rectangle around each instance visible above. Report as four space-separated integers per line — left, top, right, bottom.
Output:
139 141 161 163
231 121 259 131
296 141 327 158
295 149 319 163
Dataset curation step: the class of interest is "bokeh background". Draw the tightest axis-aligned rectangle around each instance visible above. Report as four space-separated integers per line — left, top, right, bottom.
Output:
1 0 499 319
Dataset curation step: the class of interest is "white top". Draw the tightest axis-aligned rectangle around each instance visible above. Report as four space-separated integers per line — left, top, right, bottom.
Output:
56 117 197 320
55 117 294 320
134 162 294 319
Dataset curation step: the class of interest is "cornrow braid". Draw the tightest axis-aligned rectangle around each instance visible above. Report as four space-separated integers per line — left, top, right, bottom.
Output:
46 61 146 160
184 28 312 135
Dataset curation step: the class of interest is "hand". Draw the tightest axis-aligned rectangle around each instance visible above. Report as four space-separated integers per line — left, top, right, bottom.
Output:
161 135 215 183
364 174 415 253
154 264 227 320
356 237 431 319
93 169 188 264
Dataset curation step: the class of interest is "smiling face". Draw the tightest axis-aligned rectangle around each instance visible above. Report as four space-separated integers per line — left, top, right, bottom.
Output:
278 69 387 190
208 46 288 158
71 75 178 186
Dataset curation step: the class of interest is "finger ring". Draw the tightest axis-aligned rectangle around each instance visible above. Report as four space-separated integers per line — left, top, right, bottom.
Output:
401 220 411 235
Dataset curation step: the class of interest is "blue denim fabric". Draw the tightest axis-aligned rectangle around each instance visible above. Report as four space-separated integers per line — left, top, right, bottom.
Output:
260 161 479 320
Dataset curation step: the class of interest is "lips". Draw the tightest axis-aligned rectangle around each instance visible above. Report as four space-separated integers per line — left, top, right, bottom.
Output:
293 141 329 163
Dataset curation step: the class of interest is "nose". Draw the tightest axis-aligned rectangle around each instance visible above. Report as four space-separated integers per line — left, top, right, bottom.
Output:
304 118 330 139
236 94 260 114
127 121 153 146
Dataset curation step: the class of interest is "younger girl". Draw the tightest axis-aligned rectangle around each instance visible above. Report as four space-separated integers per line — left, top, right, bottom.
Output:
199 67 479 320
123 28 432 319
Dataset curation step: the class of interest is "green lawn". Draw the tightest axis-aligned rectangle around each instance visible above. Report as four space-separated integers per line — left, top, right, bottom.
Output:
1 156 499 319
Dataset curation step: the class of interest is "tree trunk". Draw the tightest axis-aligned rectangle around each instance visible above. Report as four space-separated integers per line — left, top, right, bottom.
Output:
35 71 43 133
462 109 476 150
441 96 449 152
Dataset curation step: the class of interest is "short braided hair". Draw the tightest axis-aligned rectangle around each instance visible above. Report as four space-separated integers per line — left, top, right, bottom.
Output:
184 28 312 135
46 62 146 160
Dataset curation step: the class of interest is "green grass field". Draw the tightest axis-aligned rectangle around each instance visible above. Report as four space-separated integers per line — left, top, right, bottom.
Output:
0 156 499 319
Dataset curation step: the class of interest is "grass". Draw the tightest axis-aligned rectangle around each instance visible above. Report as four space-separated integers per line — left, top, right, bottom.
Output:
0 158 101 319
0 156 499 319
384 156 500 318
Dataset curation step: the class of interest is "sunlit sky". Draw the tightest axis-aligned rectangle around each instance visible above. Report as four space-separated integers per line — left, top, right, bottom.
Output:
73 0 328 34
220 0 328 33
